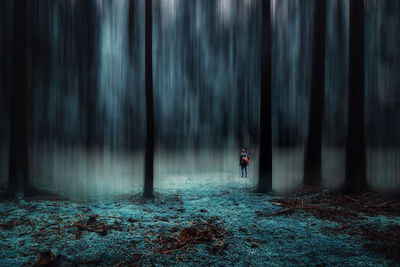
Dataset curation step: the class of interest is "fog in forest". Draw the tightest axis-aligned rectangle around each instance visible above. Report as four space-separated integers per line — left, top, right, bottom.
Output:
0 0 399 200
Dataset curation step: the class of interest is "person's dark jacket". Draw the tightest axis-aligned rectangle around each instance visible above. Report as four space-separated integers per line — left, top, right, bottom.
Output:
240 152 249 167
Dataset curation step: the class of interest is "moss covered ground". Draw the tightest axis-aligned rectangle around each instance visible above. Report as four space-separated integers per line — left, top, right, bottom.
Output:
1 183 399 266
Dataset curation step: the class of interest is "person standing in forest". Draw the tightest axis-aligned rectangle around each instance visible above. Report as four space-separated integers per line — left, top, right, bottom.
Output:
240 148 249 178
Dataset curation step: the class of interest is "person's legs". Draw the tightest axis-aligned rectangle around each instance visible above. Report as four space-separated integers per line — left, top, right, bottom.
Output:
245 165 248 177
241 166 244 177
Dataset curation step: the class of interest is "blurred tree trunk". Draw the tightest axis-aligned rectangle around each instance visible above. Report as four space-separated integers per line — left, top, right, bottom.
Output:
75 0 99 149
0 2 11 145
8 0 30 196
86 1 99 149
236 72 245 147
127 0 136 151
258 0 272 193
144 0 154 198
129 0 135 59
303 0 327 186
345 0 367 194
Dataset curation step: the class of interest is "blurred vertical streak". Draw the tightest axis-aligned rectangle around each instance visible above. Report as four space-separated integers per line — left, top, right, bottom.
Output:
258 0 272 193
144 0 154 198
304 0 327 186
0 1 11 154
129 0 135 59
345 0 366 194
9 0 29 195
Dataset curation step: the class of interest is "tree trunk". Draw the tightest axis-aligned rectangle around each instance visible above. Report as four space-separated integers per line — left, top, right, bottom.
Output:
129 0 135 59
127 0 136 151
257 0 272 193
84 1 98 149
303 0 327 186
9 0 29 196
144 0 154 198
345 0 367 194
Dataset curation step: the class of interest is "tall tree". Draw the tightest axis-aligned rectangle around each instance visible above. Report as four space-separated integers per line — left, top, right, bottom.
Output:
87 2 100 148
3 0 53 199
303 0 327 186
126 0 137 152
0 1 11 145
8 0 30 197
257 0 272 193
75 0 99 149
144 0 154 198
129 0 135 59
345 0 367 194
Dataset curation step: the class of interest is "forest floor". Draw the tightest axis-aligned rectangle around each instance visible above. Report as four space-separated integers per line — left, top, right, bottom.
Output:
1 181 400 266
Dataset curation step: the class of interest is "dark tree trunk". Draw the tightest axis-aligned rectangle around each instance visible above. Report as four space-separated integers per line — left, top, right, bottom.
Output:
303 0 327 186
8 0 29 196
127 0 136 151
0 2 11 145
257 0 272 193
75 0 98 149
86 2 99 149
129 0 135 59
336 0 345 46
144 0 154 198
345 0 367 194
236 71 245 147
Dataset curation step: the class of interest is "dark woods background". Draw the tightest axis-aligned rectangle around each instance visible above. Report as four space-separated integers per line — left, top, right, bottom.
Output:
0 0 399 199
